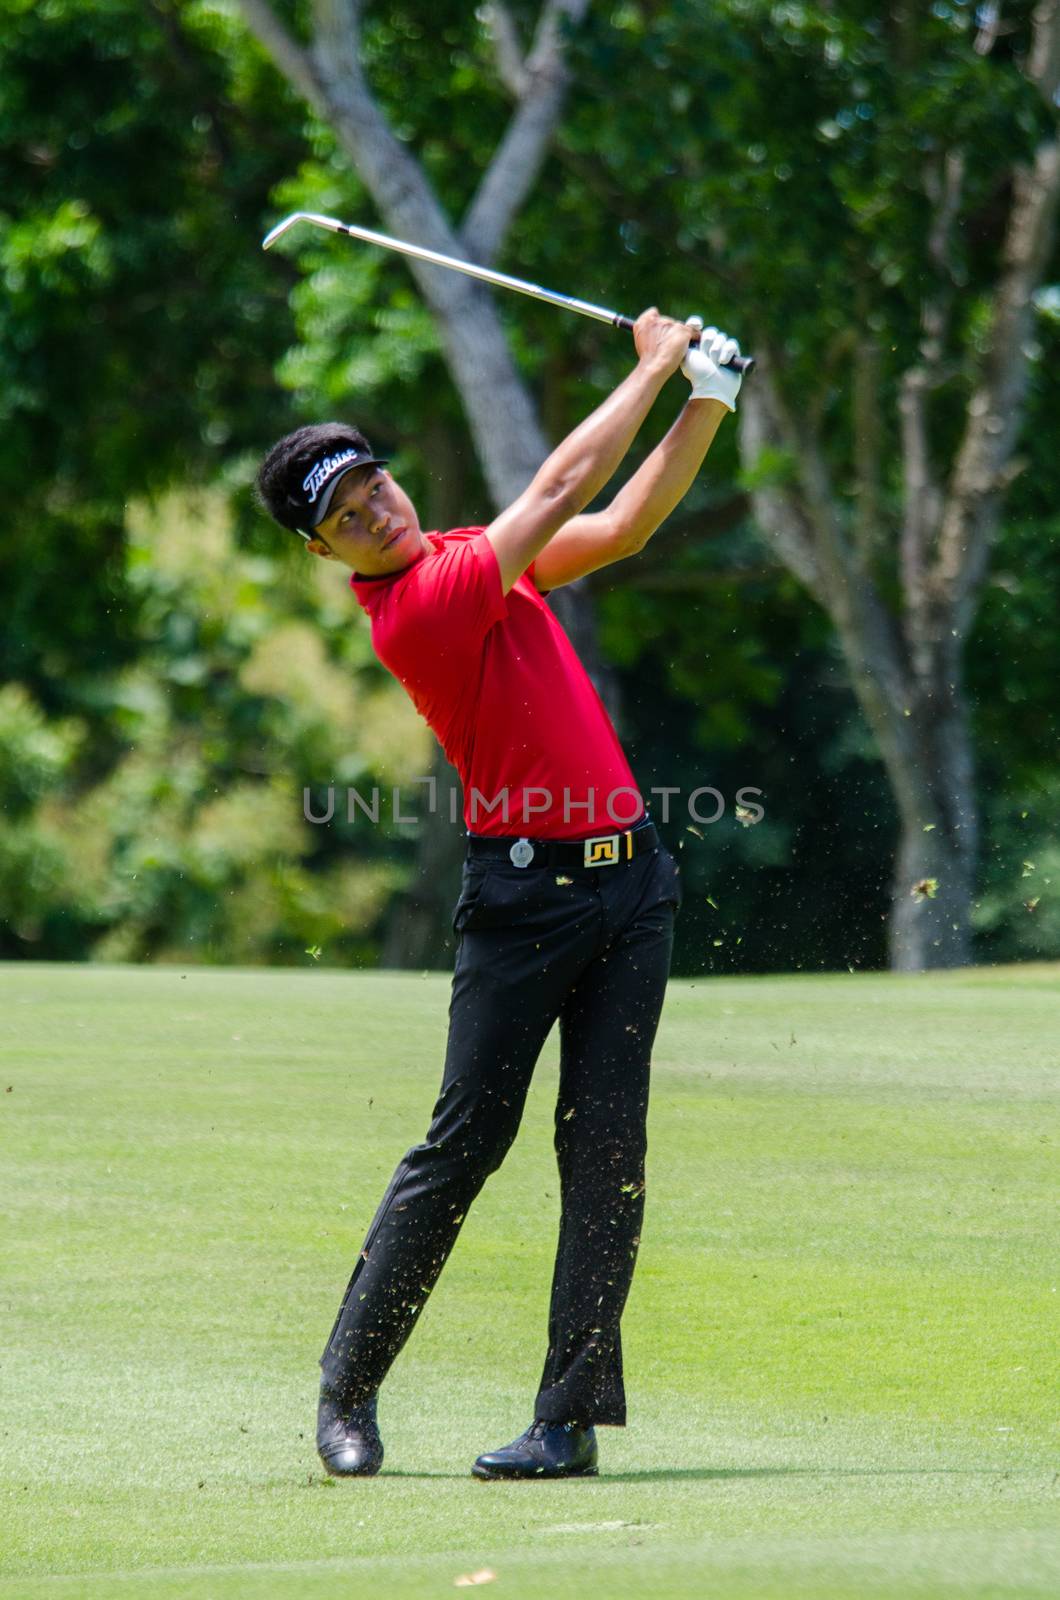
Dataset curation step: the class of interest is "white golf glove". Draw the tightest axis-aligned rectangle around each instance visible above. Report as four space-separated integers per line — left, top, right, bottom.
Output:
681 318 743 412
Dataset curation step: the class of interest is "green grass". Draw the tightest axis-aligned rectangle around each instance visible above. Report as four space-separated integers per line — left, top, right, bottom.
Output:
1 960 1057 1599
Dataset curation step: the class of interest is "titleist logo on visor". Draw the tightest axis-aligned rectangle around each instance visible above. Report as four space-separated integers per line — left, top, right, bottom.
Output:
303 449 362 505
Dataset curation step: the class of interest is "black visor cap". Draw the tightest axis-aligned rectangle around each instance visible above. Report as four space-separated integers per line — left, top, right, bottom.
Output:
300 449 389 531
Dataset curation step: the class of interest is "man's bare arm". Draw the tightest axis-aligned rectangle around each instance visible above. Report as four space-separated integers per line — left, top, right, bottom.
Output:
485 309 693 595
532 397 729 591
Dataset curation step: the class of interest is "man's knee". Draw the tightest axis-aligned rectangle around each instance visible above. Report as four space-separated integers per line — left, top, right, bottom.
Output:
413 1095 523 1187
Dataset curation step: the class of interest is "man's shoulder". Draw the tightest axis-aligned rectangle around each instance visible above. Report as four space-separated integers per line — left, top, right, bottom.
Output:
404 526 491 584
355 527 487 603
388 526 489 584
377 525 505 641
434 526 545 596
432 524 487 547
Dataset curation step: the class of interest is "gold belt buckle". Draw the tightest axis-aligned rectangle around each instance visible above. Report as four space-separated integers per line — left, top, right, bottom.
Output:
583 832 621 867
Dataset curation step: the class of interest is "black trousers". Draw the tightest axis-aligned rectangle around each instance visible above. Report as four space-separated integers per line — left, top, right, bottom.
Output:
319 836 681 1427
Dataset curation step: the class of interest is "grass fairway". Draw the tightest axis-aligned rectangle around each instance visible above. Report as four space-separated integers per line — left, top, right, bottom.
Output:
1 960 1057 1599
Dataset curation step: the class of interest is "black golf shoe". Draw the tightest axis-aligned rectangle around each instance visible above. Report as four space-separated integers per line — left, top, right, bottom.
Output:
316 1385 384 1477
472 1418 598 1480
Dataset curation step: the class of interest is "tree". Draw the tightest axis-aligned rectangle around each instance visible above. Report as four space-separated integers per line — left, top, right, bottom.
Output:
6 0 1055 974
730 0 1060 966
0 0 302 704
547 0 1060 970
236 0 587 513
234 0 635 963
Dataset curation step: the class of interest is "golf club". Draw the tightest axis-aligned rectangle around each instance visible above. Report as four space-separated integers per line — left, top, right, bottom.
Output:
262 211 754 375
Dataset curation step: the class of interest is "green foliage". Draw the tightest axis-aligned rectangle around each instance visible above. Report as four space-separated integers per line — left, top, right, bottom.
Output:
262 145 484 518
0 683 84 818
0 0 301 692
973 783 1060 962
0 684 86 950
0 495 429 964
0 0 1056 971
547 0 1050 468
523 0 1059 967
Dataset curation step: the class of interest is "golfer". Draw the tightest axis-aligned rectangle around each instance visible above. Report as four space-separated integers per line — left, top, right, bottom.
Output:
256 310 742 1478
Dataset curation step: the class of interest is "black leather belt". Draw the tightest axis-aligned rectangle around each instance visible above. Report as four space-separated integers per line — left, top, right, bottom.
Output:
466 818 658 871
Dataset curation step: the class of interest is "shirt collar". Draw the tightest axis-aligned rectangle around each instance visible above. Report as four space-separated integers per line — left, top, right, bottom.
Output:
349 531 441 606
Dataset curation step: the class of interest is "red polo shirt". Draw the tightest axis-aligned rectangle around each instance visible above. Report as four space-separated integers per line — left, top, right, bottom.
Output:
349 527 645 839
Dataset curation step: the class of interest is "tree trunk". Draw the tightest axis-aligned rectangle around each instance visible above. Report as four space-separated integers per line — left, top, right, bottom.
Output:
732 3 1060 973
380 740 466 969
237 0 617 966
890 814 977 971
382 416 471 968
885 668 979 971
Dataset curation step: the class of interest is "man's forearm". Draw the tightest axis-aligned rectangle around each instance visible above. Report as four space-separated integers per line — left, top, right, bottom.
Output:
535 356 672 517
607 398 728 551
486 309 693 593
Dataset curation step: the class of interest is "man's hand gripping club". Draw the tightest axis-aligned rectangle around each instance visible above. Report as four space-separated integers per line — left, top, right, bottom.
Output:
486 309 711 593
523 313 744 593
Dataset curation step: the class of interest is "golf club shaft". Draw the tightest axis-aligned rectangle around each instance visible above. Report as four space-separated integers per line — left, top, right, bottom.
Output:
262 211 754 375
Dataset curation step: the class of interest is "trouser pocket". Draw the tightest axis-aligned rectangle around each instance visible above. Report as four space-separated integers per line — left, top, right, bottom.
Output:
451 861 489 934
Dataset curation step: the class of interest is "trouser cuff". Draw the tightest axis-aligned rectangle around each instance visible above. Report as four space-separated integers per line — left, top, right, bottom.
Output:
534 1384 626 1428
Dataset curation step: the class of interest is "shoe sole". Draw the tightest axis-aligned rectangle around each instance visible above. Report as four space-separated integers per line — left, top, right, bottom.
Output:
319 1452 384 1478
471 1464 598 1481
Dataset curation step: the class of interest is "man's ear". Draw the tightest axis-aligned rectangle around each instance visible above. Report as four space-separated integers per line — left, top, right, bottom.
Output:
304 538 336 560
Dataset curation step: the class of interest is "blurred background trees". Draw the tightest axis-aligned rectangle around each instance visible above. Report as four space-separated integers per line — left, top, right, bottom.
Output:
1 0 1057 974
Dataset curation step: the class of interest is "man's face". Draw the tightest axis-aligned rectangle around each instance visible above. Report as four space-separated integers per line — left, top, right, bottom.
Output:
305 466 426 575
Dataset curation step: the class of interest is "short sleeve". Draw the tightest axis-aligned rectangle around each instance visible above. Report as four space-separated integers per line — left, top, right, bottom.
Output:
400 531 506 644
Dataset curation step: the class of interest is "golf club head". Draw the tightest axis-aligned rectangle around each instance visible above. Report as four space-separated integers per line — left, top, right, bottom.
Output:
262 212 348 251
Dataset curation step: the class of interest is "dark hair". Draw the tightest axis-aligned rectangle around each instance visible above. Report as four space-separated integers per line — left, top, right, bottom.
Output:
256 422 376 536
